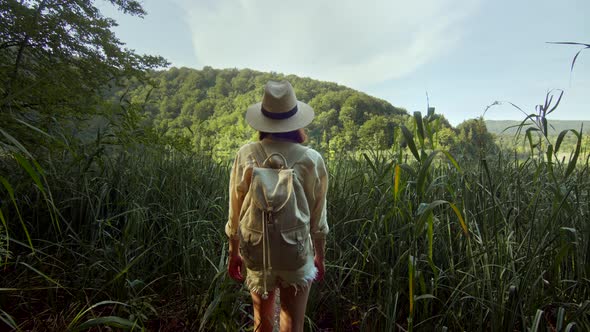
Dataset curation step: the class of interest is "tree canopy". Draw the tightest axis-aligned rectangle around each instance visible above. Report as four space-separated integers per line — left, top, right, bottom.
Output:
1 1 497 161
0 0 167 146
110 67 414 158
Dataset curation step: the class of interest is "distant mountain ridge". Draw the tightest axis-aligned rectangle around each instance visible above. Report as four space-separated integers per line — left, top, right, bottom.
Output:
110 66 413 156
485 120 590 135
110 67 524 156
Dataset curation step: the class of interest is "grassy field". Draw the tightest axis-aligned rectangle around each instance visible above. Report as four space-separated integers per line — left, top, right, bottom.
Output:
1 118 589 331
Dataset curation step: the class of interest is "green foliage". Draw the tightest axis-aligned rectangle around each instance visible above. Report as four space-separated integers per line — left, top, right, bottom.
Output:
108 67 500 162
1 2 587 330
108 67 409 158
454 116 498 159
0 0 168 153
1 100 588 330
486 120 590 136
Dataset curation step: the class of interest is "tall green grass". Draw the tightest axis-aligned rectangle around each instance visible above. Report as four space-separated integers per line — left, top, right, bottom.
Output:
0 110 588 330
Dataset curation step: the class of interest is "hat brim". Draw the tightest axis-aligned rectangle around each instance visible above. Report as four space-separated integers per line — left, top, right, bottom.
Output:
245 101 315 133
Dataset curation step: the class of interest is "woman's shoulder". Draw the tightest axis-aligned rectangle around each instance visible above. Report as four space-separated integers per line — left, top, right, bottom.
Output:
236 141 324 166
303 146 323 160
235 141 259 156
232 142 261 167
296 146 326 170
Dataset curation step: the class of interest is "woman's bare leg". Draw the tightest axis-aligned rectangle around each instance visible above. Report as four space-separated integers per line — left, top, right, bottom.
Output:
278 284 310 332
251 290 276 332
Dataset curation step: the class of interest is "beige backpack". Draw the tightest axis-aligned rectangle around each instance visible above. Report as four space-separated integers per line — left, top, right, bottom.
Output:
238 142 312 295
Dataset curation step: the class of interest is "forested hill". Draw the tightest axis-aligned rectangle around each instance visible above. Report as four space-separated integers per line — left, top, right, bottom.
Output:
486 120 590 135
110 67 412 158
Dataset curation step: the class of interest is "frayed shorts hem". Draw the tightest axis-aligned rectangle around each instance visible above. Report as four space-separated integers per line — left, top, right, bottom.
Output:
245 260 317 296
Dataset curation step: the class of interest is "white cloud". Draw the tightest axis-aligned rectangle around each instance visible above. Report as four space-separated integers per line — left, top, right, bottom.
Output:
180 0 480 88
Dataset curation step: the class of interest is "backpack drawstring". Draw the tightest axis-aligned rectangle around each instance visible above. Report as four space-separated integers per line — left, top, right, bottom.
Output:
262 210 273 299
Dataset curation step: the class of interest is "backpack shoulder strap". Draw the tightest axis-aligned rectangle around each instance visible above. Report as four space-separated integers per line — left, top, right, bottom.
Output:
255 141 309 168
252 142 268 167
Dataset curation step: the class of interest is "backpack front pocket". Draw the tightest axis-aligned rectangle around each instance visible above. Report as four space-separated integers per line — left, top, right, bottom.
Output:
272 225 311 270
239 227 264 269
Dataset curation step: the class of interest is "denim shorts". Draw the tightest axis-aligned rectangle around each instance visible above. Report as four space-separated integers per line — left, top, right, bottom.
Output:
245 259 317 295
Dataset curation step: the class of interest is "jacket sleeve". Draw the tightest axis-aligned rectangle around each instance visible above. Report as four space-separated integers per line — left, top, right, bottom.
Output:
310 152 329 241
225 152 244 240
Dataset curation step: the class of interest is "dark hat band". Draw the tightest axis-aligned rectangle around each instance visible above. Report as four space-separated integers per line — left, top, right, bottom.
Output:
261 105 298 120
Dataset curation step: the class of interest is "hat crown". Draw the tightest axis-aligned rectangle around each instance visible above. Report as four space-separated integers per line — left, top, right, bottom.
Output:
245 79 314 133
261 81 298 114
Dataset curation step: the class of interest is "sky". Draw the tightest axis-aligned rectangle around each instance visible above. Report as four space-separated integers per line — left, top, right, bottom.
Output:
99 0 589 126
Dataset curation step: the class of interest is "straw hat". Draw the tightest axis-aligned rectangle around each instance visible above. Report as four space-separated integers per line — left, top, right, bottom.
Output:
245 80 315 133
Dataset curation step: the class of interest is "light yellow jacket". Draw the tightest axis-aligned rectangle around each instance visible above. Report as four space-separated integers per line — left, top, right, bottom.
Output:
225 138 329 242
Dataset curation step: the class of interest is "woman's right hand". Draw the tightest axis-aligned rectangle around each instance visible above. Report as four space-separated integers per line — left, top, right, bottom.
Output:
228 253 245 283
314 255 325 282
